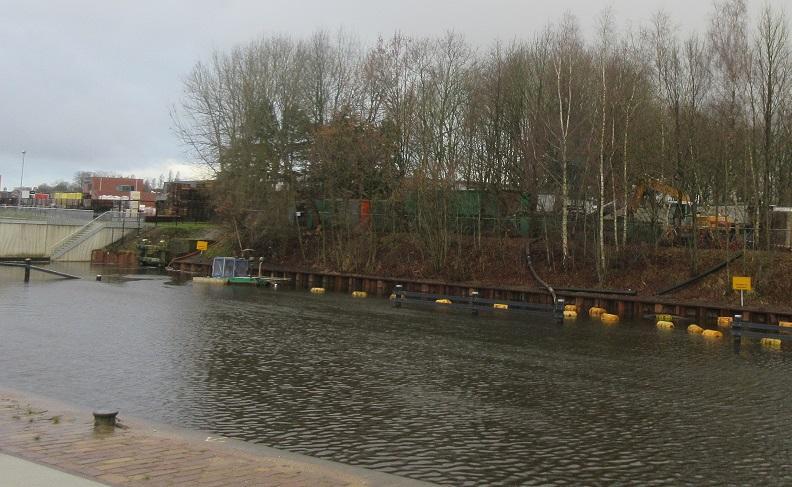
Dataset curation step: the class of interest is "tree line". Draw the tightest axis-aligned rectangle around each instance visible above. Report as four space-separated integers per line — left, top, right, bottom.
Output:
174 0 792 278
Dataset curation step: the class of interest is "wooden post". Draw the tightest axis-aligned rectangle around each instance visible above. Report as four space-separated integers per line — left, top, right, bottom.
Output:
24 258 31 283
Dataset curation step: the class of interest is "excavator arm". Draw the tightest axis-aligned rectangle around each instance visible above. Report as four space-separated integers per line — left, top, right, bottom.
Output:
628 177 690 211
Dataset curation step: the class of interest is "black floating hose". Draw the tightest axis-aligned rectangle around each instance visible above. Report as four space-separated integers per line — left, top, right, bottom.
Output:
524 244 560 317
656 252 743 296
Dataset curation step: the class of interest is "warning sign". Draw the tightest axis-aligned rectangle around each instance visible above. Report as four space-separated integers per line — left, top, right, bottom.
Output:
732 276 752 291
196 240 208 251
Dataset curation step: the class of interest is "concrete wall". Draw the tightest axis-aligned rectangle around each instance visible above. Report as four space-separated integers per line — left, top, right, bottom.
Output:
0 222 79 258
0 221 135 261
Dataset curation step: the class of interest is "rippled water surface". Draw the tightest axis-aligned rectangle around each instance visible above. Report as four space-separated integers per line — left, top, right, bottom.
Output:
1 264 791 485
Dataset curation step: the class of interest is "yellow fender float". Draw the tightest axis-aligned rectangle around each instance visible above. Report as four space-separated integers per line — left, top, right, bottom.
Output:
687 324 704 334
702 329 723 339
435 298 452 304
352 291 367 298
717 316 733 328
563 310 578 320
310 287 326 294
656 321 674 330
600 313 619 324
589 307 607 318
760 338 782 349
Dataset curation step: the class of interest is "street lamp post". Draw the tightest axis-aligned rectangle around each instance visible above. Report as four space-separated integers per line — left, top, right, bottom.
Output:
18 150 26 207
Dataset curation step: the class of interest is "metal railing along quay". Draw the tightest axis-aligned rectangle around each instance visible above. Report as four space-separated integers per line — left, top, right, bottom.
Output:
0 206 94 225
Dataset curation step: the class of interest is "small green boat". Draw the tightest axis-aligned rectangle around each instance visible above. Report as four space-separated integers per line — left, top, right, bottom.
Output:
192 257 291 287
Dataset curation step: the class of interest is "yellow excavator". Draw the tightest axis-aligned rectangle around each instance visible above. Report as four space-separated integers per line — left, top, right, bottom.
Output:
627 177 691 212
628 178 738 248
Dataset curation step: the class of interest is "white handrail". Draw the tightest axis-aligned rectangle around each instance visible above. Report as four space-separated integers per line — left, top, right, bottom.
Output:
48 211 119 253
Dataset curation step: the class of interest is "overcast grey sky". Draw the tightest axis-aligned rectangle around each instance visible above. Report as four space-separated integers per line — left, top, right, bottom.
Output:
0 0 782 189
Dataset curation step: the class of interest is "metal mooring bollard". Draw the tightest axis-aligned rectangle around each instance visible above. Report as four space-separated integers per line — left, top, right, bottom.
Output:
556 298 565 323
393 285 403 308
96 275 102 281
733 314 743 352
93 410 119 427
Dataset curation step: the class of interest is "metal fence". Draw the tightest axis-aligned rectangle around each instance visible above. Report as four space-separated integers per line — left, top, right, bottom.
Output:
0 206 95 225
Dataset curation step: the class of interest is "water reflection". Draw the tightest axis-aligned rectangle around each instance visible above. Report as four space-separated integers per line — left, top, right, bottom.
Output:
0 264 791 485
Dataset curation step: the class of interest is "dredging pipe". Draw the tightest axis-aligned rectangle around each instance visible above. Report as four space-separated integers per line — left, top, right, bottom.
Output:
523 244 562 319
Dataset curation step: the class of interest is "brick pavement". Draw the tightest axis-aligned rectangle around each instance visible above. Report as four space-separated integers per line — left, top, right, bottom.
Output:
0 392 421 486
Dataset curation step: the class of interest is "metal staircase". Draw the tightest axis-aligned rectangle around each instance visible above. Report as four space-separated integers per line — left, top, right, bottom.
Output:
50 211 138 260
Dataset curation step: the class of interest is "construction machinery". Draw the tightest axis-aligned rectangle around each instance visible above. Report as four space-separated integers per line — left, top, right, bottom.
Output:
628 177 740 248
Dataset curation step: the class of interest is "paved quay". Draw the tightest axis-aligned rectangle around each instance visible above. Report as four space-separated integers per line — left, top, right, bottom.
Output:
0 390 428 486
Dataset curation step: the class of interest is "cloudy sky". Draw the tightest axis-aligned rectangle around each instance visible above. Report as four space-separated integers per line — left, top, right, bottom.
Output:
0 0 782 189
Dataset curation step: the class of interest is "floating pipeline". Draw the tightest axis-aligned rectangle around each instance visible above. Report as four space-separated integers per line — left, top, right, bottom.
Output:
171 262 792 327
391 288 562 320
316 279 792 354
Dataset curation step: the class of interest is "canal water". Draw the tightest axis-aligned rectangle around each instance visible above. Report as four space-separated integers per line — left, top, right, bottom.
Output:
1 264 791 485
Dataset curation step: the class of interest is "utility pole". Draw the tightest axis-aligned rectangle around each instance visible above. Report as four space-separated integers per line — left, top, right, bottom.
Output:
18 150 26 206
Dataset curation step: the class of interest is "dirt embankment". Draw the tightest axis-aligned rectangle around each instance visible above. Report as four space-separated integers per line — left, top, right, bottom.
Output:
272 235 792 310
150 224 792 310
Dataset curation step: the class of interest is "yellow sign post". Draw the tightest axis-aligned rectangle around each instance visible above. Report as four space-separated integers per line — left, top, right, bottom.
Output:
732 276 752 306
196 240 208 251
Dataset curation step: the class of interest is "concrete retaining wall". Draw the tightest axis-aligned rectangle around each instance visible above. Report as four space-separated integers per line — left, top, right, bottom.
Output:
0 221 135 261
0 222 78 258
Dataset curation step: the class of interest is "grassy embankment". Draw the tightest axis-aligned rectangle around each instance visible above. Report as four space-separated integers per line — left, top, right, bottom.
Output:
106 222 228 254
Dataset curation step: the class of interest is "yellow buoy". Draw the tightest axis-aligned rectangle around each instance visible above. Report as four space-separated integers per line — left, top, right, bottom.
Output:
687 324 704 334
779 321 792 328
589 307 606 318
493 303 509 310
656 313 673 322
388 293 396 300
564 304 578 312
760 338 782 349
702 329 723 339
601 313 619 324
563 310 578 319
717 316 733 328
310 287 326 294
435 298 452 304
656 320 674 330
352 291 367 298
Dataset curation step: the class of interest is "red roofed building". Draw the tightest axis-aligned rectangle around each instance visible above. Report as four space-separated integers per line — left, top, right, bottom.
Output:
83 177 156 205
